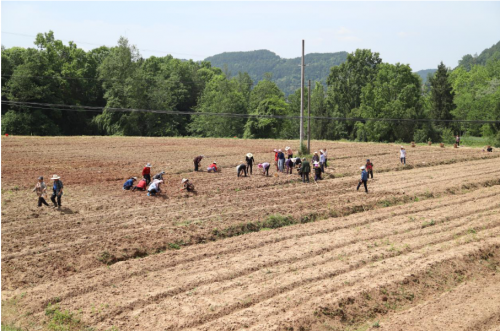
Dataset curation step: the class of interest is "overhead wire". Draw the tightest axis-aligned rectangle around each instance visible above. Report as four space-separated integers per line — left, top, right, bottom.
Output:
3 100 500 124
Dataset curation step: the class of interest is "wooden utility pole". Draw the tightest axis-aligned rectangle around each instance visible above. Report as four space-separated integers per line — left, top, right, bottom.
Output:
308 79 311 153
300 40 305 148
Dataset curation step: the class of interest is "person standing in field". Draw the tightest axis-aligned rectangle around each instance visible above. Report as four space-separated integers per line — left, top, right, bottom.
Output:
277 149 285 172
237 162 248 177
312 151 319 163
323 148 328 167
319 150 326 173
258 162 271 176
193 155 204 172
357 166 368 193
50 175 63 209
400 146 406 165
455 135 460 146
123 177 137 190
314 162 322 181
365 159 374 179
300 158 311 183
246 153 255 175
132 178 147 191
286 147 293 159
207 162 218 173
143 163 152 185
274 149 279 171
33 176 49 207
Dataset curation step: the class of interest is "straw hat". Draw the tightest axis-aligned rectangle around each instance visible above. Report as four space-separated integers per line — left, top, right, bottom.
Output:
313 161 319 167
146 163 151 167
320 150 324 153
291 158 297 163
360 166 366 170
400 146 404 149
51 174 60 180
247 153 253 158
314 151 318 154
132 177 137 180
181 178 188 183
213 161 217 164
285 146 290 151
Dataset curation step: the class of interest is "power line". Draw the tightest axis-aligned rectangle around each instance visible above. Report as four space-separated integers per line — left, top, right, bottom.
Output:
3 100 500 124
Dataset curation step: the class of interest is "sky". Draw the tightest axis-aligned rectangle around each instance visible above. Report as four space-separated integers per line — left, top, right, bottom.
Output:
1 1 500 71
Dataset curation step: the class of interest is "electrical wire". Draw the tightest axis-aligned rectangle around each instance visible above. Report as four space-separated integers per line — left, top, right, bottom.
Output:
3 100 500 124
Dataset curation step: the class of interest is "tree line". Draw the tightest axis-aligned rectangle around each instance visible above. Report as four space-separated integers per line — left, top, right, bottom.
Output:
2 31 500 146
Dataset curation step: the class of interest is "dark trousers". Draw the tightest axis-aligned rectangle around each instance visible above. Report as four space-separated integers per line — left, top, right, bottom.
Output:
132 186 145 191
288 154 293 159
51 194 62 207
246 163 253 174
314 173 321 181
324 158 328 167
194 162 199 171
368 170 373 179
264 166 269 176
320 162 325 173
38 197 49 207
357 180 368 192
400 157 406 165
144 174 151 185
149 188 158 196
238 167 247 177
302 172 309 183
286 166 293 174
456 141 460 146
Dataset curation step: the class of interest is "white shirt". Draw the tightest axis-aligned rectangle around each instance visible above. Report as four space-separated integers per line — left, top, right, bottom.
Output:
400 149 406 158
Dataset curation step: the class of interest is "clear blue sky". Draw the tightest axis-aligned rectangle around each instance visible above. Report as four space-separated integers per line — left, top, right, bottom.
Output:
2 1 500 71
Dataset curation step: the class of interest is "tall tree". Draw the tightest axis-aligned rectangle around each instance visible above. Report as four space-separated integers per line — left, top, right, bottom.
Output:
429 62 455 125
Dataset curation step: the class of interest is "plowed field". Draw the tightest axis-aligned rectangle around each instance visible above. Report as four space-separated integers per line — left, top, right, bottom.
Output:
2 136 499 331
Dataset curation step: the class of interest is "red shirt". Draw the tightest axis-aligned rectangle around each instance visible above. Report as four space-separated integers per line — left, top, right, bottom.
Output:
366 162 373 170
209 164 218 171
274 152 278 161
136 179 147 189
142 167 150 176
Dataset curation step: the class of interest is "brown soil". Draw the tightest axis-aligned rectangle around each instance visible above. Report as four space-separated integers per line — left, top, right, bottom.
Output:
1 136 499 330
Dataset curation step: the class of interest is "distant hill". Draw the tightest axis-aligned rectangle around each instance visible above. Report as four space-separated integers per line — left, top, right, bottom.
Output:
205 50 348 96
414 69 437 84
458 40 500 71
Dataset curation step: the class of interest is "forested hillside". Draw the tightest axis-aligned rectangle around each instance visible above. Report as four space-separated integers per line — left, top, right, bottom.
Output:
415 68 437 84
205 50 348 96
2 31 499 146
458 41 500 71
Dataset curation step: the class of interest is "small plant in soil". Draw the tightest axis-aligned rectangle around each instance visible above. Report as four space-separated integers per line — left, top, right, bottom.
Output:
421 220 436 228
372 321 380 328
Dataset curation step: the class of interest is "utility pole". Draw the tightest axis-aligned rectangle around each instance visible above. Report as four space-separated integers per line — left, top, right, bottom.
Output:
299 39 305 149
308 79 311 154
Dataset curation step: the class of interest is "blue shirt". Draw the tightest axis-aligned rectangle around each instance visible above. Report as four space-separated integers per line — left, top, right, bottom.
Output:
123 179 134 189
53 180 63 195
361 170 368 181
278 152 285 160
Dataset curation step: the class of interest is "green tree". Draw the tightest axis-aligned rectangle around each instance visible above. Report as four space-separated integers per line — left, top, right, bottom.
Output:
429 62 455 126
243 96 288 139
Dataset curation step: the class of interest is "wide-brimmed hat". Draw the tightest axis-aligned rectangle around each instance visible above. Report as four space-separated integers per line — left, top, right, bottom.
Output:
146 163 151 167
360 166 366 170
400 146 404 149
278 149 282 152
132 177 137 180
51 174 60 180
213 161 217 164
320 150 324 153
285 146 290 151
314 151 318 154
313 161 319 166
247 153 253 158
181 178 188 183
291 158 297 163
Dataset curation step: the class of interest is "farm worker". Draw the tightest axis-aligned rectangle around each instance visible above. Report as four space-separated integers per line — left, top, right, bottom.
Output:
132 178 147 191
50 174 63 209
400 146 406 165
313 162 322 181
357 166 368 193
319 150 326 173
123 177 137 190
455 135 460 146
142 163 152 185
207 162 218 173
147 179 163 196
258 162 271 176
181 178 195 192
286 146 293 159
312 151 319 163
246 153 255 175
33 176 49 207
323 148 328 167
274 149 279 171
365 159 374 179
237 162 247 177
277 149 285 172
285 158 293 174
300 158 311 183
153 171 165 181
193 155 204 172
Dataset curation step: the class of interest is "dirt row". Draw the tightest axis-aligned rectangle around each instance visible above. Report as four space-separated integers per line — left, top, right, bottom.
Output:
4 184 499 330
2 154 500 290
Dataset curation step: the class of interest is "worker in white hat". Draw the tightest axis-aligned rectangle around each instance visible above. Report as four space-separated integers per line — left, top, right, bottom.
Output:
400 146 406 165
142 163 152 185
50 174 64 208
181 178 195 192
245 153 255 175
356 166 368 193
